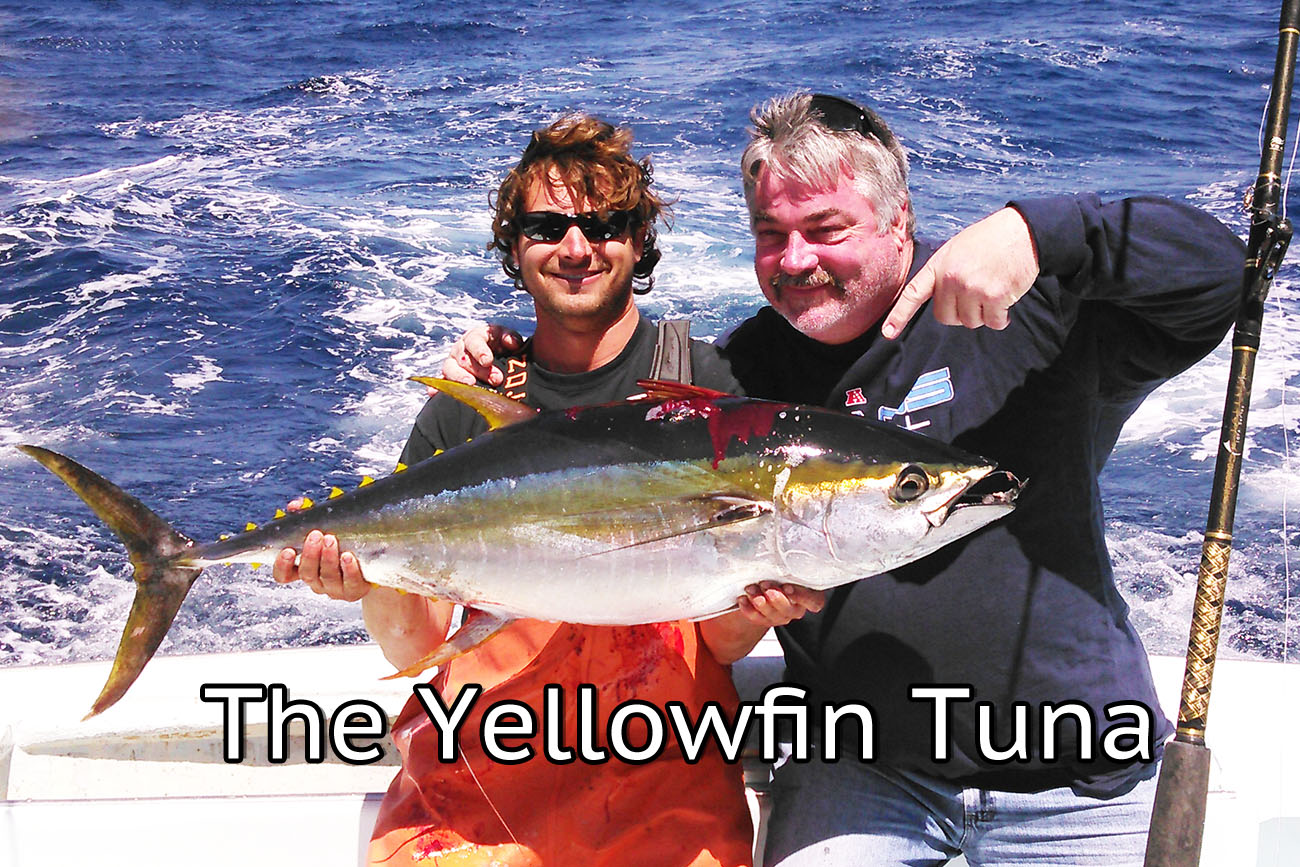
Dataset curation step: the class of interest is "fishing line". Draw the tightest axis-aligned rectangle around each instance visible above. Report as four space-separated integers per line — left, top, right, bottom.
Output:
1275 287 1292 663
1261 79 1298 662
1284 98 1300 221
439 610 518 847
1280 129 1297 663
460 750 520 846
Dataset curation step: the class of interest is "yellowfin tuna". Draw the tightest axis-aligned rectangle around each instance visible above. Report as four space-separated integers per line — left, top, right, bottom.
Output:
21 380 1020 717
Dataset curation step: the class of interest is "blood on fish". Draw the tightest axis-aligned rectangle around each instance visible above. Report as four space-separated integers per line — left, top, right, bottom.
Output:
704 402 783 468
645 398 784 467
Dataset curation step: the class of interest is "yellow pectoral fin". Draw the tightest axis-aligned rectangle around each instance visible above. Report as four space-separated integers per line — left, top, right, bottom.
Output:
381 610 514 680
542 493 772 553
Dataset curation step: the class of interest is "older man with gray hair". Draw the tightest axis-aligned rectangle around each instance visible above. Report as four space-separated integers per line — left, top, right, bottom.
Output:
718 92 1243 866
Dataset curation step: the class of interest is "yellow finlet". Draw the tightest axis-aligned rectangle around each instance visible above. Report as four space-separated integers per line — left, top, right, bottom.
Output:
219 534 231 541
274 508 287 520
394 462 408 473
329 486 344 499
408 377 538 430
300 496 315 509
245 522 258 532
433 449 443 456
251 562 263 569
360 476 375 487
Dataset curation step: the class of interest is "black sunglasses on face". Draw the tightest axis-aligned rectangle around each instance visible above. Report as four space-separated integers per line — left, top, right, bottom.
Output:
809 93 895 149
516 210 637 243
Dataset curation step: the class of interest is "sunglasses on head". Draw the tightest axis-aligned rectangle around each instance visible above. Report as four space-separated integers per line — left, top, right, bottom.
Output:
516 210 637 243
809 93 895 148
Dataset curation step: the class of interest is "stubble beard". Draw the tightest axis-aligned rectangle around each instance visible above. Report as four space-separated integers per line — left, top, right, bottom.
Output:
771 256 900 344
529 274 635 333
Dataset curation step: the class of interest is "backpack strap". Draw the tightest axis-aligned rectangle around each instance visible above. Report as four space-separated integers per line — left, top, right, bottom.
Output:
650 319 694 385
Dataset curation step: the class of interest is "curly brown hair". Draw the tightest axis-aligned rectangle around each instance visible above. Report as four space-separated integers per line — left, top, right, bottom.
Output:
490 114 667 294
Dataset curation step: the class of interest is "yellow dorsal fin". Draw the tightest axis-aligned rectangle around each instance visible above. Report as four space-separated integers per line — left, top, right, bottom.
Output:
409 377 538 430
329 486 344 499
300 496 314 509
274 508 287 519
360 476 375 487
394 462 408 473
245 522 258 532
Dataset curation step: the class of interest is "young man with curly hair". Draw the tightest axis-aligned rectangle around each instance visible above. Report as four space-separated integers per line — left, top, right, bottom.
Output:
274 113 820 867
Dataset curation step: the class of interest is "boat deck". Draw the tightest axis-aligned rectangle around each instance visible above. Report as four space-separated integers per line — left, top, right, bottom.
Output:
1 641 1296 865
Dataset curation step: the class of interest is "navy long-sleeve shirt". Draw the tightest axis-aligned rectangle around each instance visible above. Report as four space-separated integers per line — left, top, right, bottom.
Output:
722 194 1245 795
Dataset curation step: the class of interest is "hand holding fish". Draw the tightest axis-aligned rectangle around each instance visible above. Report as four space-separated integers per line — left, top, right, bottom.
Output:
272 528 370 602
881 207 1040 339
699 582 825 665
271 518 453 672
437 323 526 390
736 582 825 626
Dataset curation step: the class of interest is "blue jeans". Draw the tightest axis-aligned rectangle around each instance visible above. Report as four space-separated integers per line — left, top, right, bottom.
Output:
764 752 1158 866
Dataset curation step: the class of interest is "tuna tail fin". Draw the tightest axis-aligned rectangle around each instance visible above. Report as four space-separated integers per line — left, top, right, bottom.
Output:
18 445 201 719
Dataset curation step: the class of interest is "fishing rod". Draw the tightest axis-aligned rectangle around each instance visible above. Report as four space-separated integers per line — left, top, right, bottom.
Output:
1144 1 1299 864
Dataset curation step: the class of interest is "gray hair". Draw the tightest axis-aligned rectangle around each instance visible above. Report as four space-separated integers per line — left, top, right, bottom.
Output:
741 93 914 237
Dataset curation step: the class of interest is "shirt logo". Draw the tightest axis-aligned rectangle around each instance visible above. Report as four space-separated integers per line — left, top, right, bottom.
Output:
844 387 867 407
503 357 528 401
878 367 954 431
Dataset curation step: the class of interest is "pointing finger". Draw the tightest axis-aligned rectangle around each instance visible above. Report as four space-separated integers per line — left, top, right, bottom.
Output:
882 264 935 339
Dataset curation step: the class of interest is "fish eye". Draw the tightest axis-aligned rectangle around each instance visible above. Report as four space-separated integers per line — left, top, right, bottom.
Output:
891 465 930 503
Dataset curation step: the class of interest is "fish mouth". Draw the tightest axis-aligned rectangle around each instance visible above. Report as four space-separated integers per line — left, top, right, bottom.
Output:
954 469 1023 509
924 469 1023 528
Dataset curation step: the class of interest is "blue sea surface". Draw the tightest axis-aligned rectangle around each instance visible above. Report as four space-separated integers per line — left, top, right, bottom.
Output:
1 0 1298 666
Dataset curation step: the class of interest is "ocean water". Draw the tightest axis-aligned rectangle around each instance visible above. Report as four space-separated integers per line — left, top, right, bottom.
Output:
1 0 1298 669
